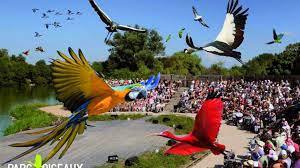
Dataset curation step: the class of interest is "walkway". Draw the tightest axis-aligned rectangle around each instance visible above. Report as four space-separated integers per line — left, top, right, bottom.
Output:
0 119 169 167
192 122 254 168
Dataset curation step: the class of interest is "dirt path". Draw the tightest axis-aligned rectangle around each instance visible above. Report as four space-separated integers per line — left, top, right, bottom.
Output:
192 122 255 168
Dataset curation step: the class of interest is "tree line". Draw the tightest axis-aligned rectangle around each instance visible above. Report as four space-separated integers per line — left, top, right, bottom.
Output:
0 28 299 87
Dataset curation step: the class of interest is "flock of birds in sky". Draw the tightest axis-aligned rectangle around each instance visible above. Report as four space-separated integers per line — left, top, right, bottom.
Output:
21 0 287 65
21 8 83 57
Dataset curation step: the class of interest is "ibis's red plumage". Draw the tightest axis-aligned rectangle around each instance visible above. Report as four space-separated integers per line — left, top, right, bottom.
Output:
157 94 225 156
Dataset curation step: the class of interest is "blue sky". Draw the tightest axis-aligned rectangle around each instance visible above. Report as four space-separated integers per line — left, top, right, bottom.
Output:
1 0 300 67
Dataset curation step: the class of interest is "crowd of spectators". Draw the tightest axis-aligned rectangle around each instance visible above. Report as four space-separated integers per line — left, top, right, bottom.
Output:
175 79 300 167
109 79 181 113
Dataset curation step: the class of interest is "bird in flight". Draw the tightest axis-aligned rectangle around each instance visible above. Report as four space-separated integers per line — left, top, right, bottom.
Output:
192 6 209 28
32 8 39 13
53 22 62 28
88 0 147 43
41 13 49 19
166 34 171 43
76 12 82 15
35 46 45 53
3 48 160 165
186 0 249 64
45 23 52 29
22 50 30 56
66 17 74 21
266 29 285 45
47 10 55 13
67 10 74 15
55 12 63 15
178 28 185 38
153 91 233 157
34 32 42 37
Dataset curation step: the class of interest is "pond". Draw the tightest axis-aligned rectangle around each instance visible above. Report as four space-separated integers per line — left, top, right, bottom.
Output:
0 87 58 137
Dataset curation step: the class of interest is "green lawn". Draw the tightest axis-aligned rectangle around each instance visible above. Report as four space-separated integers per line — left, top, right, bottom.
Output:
98 149 210 168
88 114 146 121
146 114 194 134
4 103 64 136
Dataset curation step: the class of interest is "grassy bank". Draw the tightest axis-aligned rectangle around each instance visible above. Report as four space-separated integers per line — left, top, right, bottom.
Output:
88 114 146 121
4 103 63 136
99 114 210 168
98 149 209 168
146 114 194 134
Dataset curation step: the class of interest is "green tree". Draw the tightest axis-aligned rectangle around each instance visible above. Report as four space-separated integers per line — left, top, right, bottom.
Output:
105 27 165 71
161 52 204 76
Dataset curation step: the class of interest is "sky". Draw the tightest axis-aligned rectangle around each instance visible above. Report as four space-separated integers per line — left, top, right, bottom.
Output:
1 0 300 67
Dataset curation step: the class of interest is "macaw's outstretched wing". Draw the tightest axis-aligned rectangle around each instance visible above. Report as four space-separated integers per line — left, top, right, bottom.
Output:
52 47 114 112
192 91 223 143
112 83 142 91
112 73 160 92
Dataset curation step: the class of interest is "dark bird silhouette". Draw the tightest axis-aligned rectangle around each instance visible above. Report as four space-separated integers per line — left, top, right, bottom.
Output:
186 0 249 65
67 10 74 15
53 22 62 28
88 0 147 43
66 17 74 21
153 91 232 157
192 6 209 28
42 13 49 19
34 32 42 37
35 46 45 53
55 12 63 15
266 29 285 45
76 12 82 15
45 23 52 29
47 10 55 13
32 8 39 13
22 50 30 56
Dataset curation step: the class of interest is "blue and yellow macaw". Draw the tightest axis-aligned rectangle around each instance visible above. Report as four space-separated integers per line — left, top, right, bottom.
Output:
3 48 160 165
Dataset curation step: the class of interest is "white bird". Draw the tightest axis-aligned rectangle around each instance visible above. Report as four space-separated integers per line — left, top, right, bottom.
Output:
186 0 249 64
192 6 209 28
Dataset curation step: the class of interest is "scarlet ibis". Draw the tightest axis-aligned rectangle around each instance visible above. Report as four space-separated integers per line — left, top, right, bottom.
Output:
186 0 249 65
192 6 209 28
88 0 146 43
266 29 285 45
154 91 229 156
22 50 30 56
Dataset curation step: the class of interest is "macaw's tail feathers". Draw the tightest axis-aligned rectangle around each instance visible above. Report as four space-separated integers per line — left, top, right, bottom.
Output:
3 111 87 165
211 143 226 155
165 142 208 156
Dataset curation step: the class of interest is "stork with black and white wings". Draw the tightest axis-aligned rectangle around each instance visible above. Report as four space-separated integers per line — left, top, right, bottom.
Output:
88 0 147 43
186 0 249 64
192 6 209 28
